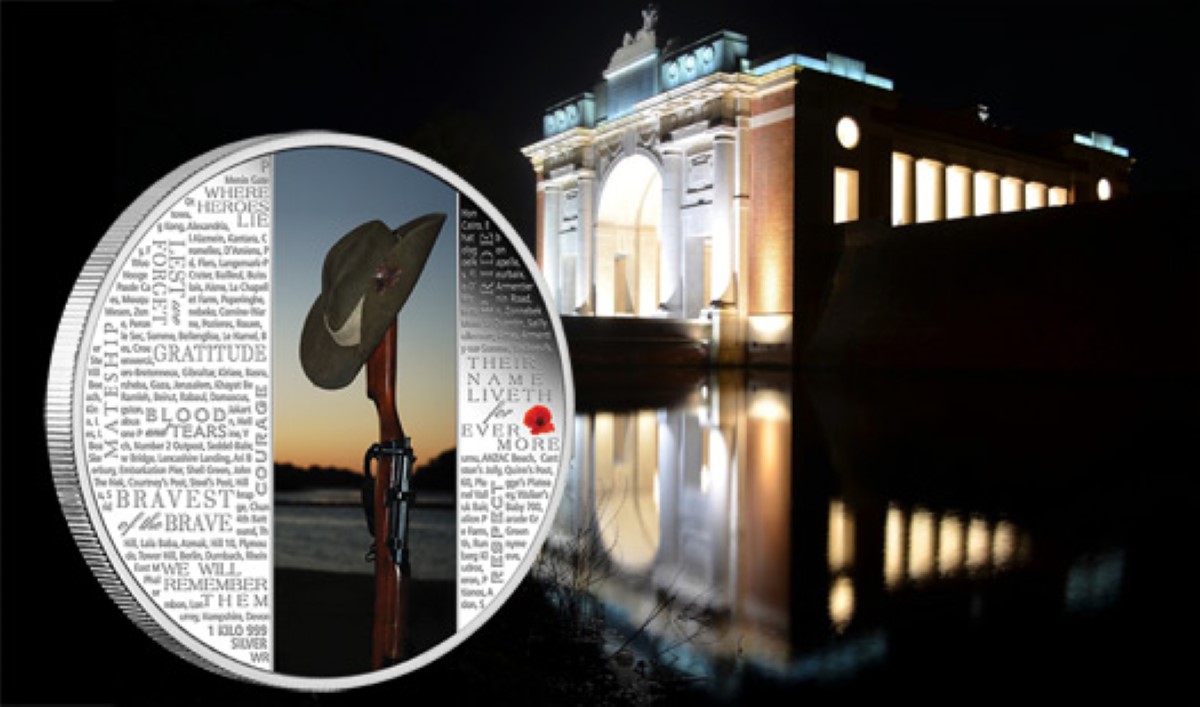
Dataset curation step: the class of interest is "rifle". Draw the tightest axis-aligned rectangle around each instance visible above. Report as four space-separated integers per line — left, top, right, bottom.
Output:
363 321 413 668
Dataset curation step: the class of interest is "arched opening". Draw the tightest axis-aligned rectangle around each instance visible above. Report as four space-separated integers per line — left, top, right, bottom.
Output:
596 155 662 316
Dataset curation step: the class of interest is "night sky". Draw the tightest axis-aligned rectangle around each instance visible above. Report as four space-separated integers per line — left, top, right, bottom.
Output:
4 1 1196 249
2 0 1195 703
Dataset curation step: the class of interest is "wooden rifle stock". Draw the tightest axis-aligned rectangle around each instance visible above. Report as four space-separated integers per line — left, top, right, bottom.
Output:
365 322 409 668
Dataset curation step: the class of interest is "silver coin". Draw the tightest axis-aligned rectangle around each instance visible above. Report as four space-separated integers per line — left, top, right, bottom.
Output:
46 132 573 690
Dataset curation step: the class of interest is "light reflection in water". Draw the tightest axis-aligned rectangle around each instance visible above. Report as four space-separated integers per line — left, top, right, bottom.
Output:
883 506 1031 587
827 499 855 574
909 509 936 581
993 520 1017 571
967 516 990 574
592 411 660 573
939 513 963 578
828 576 855 632
1065 549 1125 613
741 382 791 635
885 505 906 589
547 371 1066 688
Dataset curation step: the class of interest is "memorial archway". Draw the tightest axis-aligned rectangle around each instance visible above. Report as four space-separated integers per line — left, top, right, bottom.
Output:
595 154 662 316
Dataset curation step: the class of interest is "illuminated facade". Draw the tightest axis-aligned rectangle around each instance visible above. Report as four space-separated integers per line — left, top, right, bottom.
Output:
522 9 1133 364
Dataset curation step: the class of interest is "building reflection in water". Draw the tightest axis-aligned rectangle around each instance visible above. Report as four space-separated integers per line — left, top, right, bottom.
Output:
543 369 1055 687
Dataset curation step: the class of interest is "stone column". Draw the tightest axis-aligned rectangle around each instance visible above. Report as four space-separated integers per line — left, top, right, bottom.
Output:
734 120 751 315
946 165 972 220
916 158 945 223
974 171 1000 215
1001 176 1025 213
542 184 561 312
961 166 975 217
936 161 947 221
1025 182 1048 209
560 190 578 316
659 148 684 316
578 172 596 314
683 235 705 318
711 133 737 305
892 152 916 226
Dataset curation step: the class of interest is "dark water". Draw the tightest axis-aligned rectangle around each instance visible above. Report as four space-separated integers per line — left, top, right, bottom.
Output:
274 488 455 580
271 490 457 676
550 368 1199 697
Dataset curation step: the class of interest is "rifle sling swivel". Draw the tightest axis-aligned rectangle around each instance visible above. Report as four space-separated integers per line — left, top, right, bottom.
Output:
362 438 416 572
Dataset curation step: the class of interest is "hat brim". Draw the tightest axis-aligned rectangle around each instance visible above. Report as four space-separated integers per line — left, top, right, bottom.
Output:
299 213 446 390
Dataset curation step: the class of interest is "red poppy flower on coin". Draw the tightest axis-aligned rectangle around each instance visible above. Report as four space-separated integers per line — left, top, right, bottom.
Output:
523 405 555 435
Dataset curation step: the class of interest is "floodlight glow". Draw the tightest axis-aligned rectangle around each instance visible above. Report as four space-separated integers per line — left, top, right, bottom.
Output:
946 165 971 219
829 576 855 631
938 514 963 577
884 505 905 589
974 171 999 216
915 159 943 223
1074 131 1130 158
1000 176 1024 213
603 51 658 80
749 53 893 90
749 314 791 340
966 517 990 573
834 168 859 224
892 153 914 225
909 509 935 580
1025 182 1047 210
748 390 790 422
827 499 855 573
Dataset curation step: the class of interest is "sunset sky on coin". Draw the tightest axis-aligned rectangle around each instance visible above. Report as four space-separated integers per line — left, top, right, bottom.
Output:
272 147 459 470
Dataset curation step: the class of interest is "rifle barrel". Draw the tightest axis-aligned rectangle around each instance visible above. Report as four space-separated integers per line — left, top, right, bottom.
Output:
366 322 409 668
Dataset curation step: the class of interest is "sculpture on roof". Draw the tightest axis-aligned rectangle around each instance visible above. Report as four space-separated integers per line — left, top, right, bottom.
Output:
610 4 660 71
622 4 659 47
640 4 658 39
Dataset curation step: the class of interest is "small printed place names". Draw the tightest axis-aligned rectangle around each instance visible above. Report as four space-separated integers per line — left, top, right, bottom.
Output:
82 157 273 667
456 198 562 628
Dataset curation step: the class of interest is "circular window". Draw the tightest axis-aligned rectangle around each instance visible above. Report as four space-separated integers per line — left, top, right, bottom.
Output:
836 116 860 150
1097 178 1112 201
